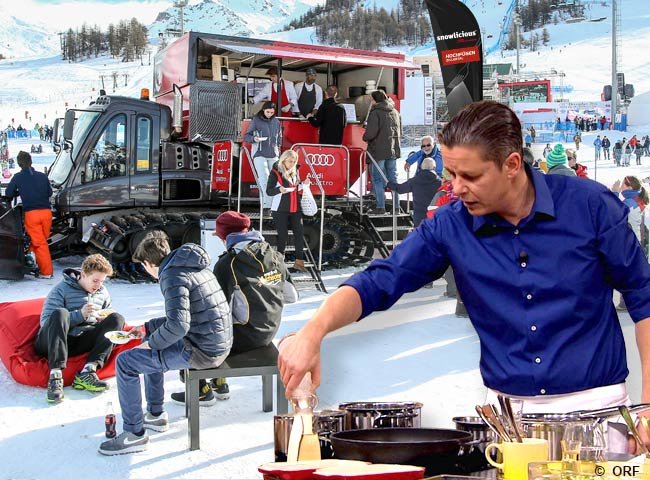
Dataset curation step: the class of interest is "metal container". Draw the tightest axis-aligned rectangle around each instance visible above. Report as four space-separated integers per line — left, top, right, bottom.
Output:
339 401 423 430
273 410 347 461
452 416 496 453
521 413 594 461
453 415 498 470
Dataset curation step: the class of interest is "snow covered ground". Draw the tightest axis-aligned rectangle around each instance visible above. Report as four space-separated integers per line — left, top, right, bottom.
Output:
1 129 649 478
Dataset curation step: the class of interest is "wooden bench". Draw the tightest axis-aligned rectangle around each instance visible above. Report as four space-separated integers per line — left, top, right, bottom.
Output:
184 343 289 450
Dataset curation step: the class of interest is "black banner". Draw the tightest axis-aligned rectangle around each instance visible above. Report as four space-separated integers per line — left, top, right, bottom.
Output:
424 0 483 117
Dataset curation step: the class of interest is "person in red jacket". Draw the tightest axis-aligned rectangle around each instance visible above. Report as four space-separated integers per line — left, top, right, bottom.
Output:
567 148 588 178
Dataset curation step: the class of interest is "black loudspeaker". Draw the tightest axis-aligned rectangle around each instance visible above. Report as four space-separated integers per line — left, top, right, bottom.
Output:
603 85 612 102
624 84 635 98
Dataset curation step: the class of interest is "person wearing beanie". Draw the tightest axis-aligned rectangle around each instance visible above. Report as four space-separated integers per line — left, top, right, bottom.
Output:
545 144 576 176
4 150 54 278
170 210 296 407
294 67 323 117
214 211 251 241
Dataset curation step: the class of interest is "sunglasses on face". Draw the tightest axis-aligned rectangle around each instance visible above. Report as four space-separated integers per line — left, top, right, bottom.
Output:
421 144 432 148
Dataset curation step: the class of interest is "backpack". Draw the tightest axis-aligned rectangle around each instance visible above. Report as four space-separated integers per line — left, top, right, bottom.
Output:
224 241 288 325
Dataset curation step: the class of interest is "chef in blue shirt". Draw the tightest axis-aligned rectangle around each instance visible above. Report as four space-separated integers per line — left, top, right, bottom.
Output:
278 101 650 427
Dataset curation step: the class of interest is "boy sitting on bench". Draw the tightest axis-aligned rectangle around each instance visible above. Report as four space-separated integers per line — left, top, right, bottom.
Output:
98 233 232 455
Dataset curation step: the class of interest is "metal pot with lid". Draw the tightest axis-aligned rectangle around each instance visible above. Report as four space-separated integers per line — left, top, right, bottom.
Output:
338 401 423 430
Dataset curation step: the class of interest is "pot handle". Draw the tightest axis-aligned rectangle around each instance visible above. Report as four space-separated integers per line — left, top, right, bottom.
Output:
372 411 418 428
485 442 504 469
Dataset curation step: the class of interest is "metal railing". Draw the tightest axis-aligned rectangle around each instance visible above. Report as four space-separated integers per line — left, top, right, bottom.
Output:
236 144 264 233
296 146 326 271
364 151 398 246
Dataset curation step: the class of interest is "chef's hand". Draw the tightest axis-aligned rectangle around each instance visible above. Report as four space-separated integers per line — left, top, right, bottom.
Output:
278 332 321 399
281 104 292 113
629 411 650 454
248 98 255 105
81 303 97 320
302 178 311 186
279 186 290 194
404 162 411 172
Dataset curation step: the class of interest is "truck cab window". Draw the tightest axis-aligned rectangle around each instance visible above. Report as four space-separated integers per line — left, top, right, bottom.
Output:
84 114 127 182
135 116 152 173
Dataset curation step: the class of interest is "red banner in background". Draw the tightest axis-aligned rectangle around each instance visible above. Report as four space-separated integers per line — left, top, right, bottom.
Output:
211 140 232 193
290 144 350 196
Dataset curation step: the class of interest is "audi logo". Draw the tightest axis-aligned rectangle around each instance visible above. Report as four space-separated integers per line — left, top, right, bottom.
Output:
307 153 336 167
216 149 228 162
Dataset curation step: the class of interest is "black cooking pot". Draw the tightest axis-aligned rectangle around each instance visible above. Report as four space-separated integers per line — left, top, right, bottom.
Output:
330 428 472 475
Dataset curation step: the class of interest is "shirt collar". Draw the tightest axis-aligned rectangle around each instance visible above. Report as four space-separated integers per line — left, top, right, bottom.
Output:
471 163 556 233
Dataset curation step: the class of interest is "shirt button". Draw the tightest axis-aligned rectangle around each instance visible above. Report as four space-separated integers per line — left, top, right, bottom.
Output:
526 294 533 300
521 262 527 268
514 229 520 235
531 325 537 331
535 357 541 364
540 389 546 395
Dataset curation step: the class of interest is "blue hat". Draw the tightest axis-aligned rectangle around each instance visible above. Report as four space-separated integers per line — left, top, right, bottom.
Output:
546 144 567 168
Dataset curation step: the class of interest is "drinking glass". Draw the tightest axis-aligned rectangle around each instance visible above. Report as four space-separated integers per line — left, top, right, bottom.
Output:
561 421 607 479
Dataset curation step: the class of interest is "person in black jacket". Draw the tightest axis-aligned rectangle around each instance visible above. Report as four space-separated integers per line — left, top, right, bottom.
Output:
267 150 311 272
307 85 347 145
387 157 441 226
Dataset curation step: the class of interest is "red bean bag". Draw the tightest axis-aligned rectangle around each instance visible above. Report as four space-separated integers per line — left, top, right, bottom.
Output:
0 298 140 388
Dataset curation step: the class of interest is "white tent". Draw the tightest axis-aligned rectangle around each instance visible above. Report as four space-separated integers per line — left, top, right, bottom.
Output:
627 91 650 126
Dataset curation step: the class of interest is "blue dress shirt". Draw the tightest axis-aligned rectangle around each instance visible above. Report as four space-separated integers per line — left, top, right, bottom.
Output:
343 166 650 396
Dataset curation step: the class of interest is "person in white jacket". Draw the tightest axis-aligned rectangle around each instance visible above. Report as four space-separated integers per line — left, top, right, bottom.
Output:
252 67 298 115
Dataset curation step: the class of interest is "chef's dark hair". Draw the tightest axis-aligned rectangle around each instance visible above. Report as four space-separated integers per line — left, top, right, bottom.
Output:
440 100 523 168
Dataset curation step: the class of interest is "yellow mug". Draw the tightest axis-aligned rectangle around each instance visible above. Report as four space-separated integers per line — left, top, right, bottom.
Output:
485 438 549 480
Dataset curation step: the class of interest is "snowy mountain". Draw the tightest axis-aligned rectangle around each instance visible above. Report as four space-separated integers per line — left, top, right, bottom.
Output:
1 0 650 128
147 0 324 38
0 3 59 59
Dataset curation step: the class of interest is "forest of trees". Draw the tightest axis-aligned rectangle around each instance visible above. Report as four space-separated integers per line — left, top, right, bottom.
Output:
286 0 432 51
288 0 587 53
504 0 586 51
59 18 148 62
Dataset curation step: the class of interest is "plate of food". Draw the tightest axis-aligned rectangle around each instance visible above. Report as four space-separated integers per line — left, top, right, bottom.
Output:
104 330 137 345
284 187 296 192
95 309 115 318
256 136 268 141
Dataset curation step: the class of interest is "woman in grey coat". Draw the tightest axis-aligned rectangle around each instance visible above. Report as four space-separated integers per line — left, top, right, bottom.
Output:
245 101 283 213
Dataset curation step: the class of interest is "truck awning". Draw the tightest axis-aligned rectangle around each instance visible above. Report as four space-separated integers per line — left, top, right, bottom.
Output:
200 37 419 71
